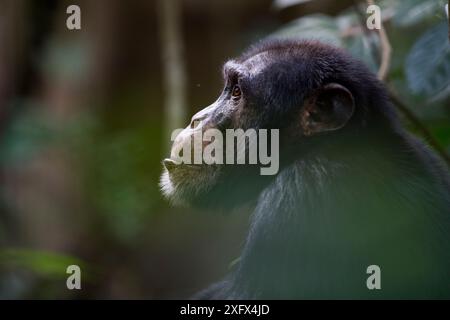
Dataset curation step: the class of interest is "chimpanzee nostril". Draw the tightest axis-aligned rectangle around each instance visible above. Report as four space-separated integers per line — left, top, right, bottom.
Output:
190 117 202 129
190 113 208 129
190 104 216 129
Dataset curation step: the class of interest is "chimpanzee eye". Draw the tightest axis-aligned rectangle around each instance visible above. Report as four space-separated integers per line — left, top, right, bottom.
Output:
231 85 242 99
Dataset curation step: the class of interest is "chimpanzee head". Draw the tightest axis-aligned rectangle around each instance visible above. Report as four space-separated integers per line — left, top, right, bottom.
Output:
160 39 394 207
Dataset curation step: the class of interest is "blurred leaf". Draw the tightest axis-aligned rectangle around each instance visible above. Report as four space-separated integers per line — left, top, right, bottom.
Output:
273 0 313 10
85 122 163 243
427 120 450 151
269 14 342 46
0 104 55 165
405 22 450 100
270 13 378 72
0 249 86 278
393 0 443 27
343 32 379 73
41 39 90 81
0 104 97 166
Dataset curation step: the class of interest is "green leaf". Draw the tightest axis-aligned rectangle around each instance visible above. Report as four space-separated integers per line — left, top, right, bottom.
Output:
0 248 87 278
269 13 379 73
405 22 450 100
343 33 379 74
269 14 342 46
393 0 443 27
273 0 313 10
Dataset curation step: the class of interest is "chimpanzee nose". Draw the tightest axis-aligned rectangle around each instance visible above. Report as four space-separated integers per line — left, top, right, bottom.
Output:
190 114 206 129
190 106 213 129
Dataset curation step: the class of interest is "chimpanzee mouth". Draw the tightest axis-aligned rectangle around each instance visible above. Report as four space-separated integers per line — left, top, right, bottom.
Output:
163 158 203 171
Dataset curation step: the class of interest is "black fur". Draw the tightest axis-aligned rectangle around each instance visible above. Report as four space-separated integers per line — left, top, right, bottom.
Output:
181 40 450 298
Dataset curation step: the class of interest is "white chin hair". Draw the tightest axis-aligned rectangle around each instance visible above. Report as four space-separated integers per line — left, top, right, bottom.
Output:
159 169 174 198
159 164 220 206
159 168 186 206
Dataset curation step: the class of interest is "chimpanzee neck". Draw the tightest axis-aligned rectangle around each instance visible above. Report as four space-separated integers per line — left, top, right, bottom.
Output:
229 129 450 299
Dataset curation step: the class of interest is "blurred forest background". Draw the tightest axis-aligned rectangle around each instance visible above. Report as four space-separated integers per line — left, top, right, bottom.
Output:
0 0 449 299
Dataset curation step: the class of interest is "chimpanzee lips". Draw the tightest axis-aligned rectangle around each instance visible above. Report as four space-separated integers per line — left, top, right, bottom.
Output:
163 158 203 172
163 158 179 172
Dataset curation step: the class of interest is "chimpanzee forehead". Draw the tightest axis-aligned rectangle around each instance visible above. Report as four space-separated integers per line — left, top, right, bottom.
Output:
241 52 271 76
223 52 271 79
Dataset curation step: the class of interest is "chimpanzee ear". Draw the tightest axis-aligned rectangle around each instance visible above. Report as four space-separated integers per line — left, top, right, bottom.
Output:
301 83 355 136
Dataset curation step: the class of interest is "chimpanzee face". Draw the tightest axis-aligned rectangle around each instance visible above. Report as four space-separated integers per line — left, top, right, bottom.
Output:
160 40 355 206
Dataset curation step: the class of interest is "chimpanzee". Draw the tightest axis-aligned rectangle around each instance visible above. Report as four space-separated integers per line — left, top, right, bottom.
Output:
160 39 450 299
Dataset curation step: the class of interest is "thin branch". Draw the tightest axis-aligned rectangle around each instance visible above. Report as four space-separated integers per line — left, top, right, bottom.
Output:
367 0 391 80
157 0 188 150
351 0 379 66
354 0 450 166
